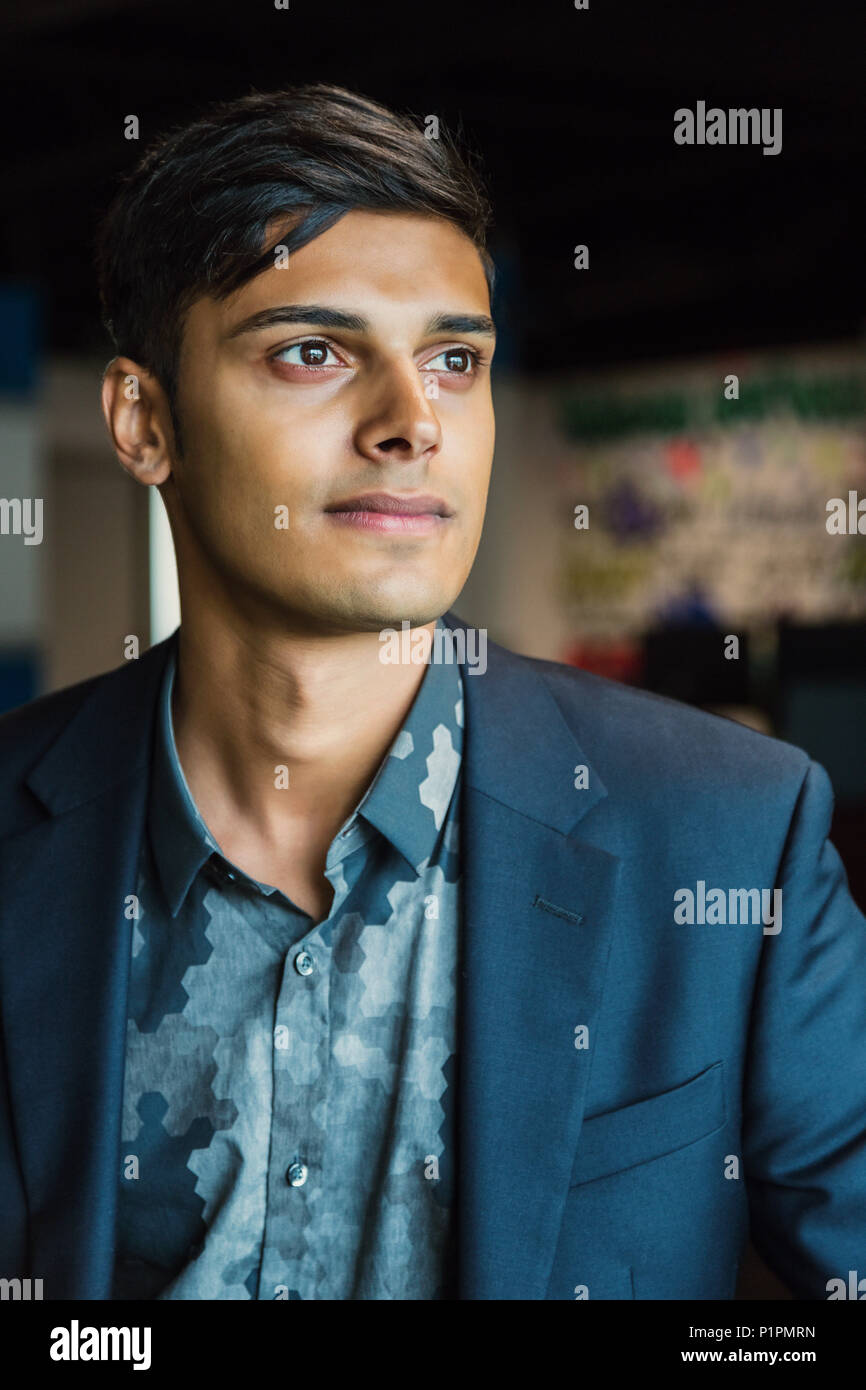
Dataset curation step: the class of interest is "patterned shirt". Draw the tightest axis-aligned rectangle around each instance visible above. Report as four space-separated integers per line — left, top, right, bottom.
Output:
111 620 464 1299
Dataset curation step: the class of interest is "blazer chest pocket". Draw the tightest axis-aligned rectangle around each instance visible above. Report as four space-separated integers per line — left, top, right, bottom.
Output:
569 1060 727 1187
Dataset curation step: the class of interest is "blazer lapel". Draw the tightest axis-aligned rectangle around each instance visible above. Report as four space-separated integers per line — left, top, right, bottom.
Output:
441 612 621 1300
0 634 176 1298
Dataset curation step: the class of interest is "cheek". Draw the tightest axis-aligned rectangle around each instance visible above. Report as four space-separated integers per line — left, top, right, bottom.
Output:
459 392 495 459
185 397 295 496
459 412 495 503
215 390 345 488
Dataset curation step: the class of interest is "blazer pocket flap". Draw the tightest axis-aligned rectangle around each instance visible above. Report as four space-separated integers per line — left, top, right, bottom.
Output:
570 1060 726 1187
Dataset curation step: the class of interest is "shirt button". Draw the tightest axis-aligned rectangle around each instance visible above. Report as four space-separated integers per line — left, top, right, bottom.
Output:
294 950 315 977
286 1161 308 1187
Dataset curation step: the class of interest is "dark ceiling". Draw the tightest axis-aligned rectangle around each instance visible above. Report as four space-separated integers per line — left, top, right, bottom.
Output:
2 0 864 373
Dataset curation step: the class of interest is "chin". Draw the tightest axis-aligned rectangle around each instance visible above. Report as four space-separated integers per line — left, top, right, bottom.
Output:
273 589 444 636
350 602 448 633
332 573 458 633
270 560 466 634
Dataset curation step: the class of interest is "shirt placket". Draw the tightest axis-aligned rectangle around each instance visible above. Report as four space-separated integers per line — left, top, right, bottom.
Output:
256 826 361 1300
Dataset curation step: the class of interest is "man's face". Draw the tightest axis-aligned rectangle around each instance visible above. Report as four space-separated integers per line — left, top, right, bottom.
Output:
165 209 496 633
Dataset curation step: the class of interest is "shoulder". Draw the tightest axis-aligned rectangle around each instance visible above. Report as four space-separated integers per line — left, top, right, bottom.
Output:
505 645 812 797
0 639 171 806
0 667 109 762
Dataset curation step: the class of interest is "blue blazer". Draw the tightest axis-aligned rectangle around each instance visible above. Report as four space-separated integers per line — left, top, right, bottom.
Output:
1 609 865 1300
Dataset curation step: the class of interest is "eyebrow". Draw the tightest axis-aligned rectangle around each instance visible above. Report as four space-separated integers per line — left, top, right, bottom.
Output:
225 304 497 340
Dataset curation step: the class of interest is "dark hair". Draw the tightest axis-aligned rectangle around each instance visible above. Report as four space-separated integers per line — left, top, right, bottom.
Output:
95 83 495 441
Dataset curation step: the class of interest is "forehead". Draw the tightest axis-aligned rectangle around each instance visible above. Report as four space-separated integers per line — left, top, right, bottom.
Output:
188 208 491 340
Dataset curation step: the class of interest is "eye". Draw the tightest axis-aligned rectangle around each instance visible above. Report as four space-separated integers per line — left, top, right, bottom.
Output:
425 347 482 375
273 339 343 368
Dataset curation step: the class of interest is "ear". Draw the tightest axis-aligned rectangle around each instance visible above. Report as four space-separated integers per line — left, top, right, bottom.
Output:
101 357 177 485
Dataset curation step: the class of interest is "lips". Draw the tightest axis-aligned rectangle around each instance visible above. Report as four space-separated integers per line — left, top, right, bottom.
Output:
324 492 453 517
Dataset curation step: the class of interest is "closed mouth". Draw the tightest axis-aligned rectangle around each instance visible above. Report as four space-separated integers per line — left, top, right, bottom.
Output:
324 492 453 517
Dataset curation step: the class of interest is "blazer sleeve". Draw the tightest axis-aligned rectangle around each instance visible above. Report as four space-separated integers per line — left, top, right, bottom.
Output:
742 757 866 1298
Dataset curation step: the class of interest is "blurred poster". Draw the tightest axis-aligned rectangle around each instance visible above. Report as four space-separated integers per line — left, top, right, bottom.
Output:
551 347 866 638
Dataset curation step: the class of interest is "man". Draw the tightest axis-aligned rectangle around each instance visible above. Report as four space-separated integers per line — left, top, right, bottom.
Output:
1 83 864 1302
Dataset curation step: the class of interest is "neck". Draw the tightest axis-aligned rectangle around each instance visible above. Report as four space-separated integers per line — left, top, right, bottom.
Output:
170 601 437 863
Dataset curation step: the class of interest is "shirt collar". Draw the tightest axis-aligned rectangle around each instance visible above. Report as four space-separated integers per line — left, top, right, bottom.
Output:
347 621 464 873
147 648 220 918
148 617 464 917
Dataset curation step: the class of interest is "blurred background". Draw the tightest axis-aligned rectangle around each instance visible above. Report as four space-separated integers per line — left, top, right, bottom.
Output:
1 0 864 1298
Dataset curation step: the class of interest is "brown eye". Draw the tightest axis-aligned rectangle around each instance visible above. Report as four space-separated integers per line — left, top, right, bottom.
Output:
274 339 339 367
299 341 329 366
427 347 480 375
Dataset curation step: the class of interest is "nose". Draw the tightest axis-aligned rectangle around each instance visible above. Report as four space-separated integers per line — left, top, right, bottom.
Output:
354 362 442 465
